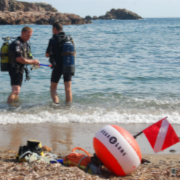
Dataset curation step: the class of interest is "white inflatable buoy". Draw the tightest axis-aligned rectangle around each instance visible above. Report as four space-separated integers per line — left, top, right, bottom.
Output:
93 125 142 176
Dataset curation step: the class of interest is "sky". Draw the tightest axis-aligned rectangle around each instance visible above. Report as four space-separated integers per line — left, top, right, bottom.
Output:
18 0 180 18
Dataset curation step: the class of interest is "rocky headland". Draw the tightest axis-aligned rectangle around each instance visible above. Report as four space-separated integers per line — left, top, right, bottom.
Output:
85 8 142 20
0 0 91 25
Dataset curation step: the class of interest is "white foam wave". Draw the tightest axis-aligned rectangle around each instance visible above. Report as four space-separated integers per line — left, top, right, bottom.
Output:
128 97 180 106
0 110 180 125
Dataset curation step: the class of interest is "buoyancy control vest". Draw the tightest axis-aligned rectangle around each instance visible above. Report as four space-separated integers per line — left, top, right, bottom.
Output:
8 38 31 66
0 37 32 72
51 34 75 76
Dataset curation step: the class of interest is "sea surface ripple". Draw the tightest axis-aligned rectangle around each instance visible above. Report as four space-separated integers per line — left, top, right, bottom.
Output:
0 18 180 124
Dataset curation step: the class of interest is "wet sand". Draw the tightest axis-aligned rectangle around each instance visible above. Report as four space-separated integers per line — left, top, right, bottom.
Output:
0 123 180 155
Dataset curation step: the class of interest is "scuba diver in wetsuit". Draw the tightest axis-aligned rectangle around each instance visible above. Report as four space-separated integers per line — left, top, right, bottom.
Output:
45 22 76 104
7 27 39 104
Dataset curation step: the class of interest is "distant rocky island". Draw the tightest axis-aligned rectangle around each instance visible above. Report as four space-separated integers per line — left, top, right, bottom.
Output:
0 0 91 25
85 9 142 20
0 1 142 25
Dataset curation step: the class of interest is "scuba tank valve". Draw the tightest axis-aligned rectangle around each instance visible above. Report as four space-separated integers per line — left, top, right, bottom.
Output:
28 52 34 59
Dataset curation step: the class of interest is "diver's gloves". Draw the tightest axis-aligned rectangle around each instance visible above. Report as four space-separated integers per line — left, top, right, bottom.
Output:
49 54 56 69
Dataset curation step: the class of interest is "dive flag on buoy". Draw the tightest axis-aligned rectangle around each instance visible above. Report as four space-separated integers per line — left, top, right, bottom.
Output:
143 117 179 153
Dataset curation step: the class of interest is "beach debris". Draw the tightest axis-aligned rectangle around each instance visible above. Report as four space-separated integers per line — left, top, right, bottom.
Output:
63 147 102 175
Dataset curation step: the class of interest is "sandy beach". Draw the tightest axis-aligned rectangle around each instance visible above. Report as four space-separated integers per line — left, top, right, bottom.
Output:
0 123 180 179
0 123 180 154
0 150 180 179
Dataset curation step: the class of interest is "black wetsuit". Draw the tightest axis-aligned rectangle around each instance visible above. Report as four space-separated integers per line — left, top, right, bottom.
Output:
46 32 72 83
8 37 30 86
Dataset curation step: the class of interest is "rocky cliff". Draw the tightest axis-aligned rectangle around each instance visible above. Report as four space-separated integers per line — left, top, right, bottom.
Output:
85 8 142 20
0 0 90 25
0 0 57 12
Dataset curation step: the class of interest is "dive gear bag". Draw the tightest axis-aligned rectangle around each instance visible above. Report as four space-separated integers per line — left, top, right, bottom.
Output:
16 139 44 162
63 147 102 175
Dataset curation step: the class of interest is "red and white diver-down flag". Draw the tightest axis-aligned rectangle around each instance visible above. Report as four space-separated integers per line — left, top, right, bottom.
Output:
143 117 179 153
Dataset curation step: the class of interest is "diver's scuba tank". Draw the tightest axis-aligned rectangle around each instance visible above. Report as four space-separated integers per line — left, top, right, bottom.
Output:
0 41 9 71
0 37 16 72
62 38 75 76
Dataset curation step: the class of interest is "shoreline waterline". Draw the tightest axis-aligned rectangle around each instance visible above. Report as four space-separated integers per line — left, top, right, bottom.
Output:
0 123 179 155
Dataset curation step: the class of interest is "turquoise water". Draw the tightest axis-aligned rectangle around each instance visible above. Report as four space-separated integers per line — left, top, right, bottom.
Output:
0 18 180 124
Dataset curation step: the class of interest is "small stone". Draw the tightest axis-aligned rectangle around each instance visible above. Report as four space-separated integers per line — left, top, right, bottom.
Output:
42 146 52 152
170 149 176 153
58 140 66 144
171 168 176 176
5 150 16 154
154 165 159 168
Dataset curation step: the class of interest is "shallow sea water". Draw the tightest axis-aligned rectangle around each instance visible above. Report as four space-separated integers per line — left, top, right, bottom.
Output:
0 18 180 124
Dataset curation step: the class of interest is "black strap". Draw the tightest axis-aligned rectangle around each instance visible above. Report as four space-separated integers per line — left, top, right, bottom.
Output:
85 163 91 173
78 156 90 167
0 53 8 57
24 67 30 81
12 63 24 69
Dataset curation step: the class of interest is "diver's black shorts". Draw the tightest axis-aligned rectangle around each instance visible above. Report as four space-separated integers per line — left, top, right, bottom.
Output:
9 67 23 87
51 66 72 83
